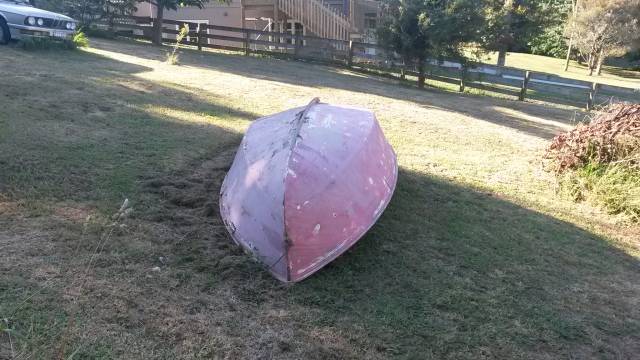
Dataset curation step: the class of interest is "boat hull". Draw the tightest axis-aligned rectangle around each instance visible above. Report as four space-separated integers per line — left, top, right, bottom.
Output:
220 99 397 282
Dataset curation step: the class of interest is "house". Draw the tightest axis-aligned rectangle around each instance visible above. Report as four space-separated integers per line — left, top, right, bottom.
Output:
135 0 381 43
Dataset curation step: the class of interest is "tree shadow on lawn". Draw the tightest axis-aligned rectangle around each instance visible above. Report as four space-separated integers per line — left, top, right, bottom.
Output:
0 46 258 207
0 46 260 358
90 39 585 140
605 66 640 80
152 148 640 358
278 168 640 358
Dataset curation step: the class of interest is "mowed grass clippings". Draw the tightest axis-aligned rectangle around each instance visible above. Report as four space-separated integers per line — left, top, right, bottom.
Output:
0 39 639 359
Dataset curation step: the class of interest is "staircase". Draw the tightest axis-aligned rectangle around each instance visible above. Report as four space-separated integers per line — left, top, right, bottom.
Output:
277 0 354 41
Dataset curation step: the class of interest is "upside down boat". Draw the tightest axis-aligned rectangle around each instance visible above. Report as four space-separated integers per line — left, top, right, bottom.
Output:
220 98 397 282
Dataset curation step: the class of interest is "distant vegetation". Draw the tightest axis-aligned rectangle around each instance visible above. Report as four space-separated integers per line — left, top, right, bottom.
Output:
376 0 640 75
31 0 640 74
566 0 640 76
545 103 640 222
36 0 137 27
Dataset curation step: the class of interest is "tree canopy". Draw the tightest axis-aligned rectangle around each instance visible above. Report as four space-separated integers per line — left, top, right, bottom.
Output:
39 0 138 26
482 0 570 65
566 0 640 75
377 0 485 87
148 0 228 44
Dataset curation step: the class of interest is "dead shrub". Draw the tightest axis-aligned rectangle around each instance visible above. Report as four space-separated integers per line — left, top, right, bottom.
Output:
545 103 640 221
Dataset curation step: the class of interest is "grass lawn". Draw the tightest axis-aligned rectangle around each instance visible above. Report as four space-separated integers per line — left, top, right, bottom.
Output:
1 39 639 359
482 51 640 89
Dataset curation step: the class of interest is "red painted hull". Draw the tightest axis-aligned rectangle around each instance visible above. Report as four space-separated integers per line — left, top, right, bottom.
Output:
220 99 397 282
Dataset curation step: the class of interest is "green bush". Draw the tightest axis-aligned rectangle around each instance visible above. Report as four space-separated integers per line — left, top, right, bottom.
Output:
73 31 90 48
19 31 89 50
20 36 73 50
559 161 640 221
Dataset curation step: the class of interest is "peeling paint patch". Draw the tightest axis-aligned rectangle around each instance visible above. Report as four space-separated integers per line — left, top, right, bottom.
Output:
244 159 267 186
312 223 321 235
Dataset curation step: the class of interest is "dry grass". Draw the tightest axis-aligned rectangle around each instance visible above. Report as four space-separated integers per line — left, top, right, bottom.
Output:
0 38 639 359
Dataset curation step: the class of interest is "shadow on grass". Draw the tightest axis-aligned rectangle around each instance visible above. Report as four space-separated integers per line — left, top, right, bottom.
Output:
0 43 264 358
153 150 640 358
90 38 582 140
0 45 258 207
278 168 640 358
605 66 640 80
156 157 640 357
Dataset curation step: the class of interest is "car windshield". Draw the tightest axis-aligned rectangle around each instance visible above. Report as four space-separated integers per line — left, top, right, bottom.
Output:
0 0 31 5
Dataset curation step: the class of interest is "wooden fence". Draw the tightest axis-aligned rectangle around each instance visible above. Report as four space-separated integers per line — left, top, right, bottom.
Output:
101 16 639 110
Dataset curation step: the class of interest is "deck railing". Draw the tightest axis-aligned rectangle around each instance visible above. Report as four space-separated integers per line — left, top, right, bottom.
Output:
278 0 352 40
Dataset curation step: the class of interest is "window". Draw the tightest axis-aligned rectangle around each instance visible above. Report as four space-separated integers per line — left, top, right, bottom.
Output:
364 12 377 30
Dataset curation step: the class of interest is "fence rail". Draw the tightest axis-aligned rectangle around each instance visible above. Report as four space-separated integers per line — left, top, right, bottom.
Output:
100 16 639 110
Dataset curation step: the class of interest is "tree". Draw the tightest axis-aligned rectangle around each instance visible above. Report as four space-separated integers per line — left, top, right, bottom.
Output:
39 0 138 27
563 0 578 71
483 0 557 66
147 0 226 45
566 0 640 75
377 0 485 88
528 0 572 58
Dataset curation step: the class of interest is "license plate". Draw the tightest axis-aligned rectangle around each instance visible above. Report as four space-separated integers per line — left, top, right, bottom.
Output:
51 31 66 38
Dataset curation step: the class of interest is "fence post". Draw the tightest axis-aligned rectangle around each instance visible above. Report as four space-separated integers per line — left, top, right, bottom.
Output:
294 35 303 58
519 70 531 101
347 40 354 68
587 82 599 110
458 66 466 92
196 23 203 51
244 30 250 56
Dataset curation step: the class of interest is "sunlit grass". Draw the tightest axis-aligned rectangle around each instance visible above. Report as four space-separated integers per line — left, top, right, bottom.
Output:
482 51 640 89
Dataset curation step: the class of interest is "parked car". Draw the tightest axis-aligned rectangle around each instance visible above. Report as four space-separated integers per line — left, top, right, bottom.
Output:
0 0 77 44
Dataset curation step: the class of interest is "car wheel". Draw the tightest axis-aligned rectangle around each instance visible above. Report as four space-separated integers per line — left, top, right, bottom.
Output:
0 18 10 45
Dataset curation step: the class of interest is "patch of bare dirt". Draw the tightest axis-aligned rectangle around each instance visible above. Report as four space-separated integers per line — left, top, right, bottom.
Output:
53 205 93 223
142 146 235 224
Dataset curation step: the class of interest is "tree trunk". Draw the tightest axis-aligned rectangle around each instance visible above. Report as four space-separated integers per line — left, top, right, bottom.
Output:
564 37 573 71
595 49 605 76
497 0 514 68
587 52 595 76
565 0 579 71
400 57 407 80
417 61 425 89
497 48 507 67
153 5 164 46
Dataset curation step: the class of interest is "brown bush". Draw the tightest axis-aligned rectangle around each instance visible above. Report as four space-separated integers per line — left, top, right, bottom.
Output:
545 103 640 173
